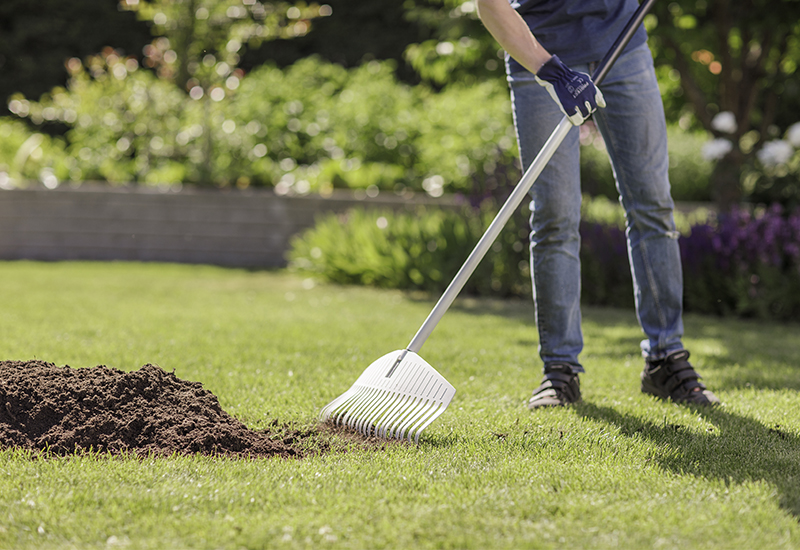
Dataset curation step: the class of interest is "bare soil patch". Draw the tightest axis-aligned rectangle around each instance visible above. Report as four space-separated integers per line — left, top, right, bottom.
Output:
0 360 315 458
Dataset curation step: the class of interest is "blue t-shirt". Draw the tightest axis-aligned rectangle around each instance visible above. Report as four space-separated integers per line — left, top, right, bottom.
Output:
506 0 648 74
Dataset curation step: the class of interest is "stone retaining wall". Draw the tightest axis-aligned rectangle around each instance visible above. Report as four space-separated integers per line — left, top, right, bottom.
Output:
0 185 457 268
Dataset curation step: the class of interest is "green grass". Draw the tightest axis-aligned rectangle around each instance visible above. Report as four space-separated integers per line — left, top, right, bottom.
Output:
0 260 798 549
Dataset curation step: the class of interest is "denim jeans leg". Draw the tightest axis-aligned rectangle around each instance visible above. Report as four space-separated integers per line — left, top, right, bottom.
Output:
508 71 585 373
590 44 685 359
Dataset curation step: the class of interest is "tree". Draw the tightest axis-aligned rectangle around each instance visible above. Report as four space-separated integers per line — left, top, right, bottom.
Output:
115 0 331 182
0 0 151 118
240 0 434 84
402 0 502 87
648 0 800 210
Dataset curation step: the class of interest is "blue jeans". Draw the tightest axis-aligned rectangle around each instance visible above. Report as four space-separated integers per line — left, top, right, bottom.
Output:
508 43 685 373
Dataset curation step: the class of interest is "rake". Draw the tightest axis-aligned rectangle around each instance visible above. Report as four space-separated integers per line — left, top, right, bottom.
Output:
320 0 657 443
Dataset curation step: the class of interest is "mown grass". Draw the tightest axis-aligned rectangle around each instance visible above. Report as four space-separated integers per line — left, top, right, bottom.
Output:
0 260 798 549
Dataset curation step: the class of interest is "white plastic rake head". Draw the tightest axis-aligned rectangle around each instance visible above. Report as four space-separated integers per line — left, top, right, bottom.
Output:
320 350 456 444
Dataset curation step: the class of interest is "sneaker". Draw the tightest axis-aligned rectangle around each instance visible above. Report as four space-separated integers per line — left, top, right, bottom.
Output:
641 350 719 405
528 364 581 409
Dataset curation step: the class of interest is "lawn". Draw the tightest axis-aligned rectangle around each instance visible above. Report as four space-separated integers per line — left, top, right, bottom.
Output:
0 260 798 549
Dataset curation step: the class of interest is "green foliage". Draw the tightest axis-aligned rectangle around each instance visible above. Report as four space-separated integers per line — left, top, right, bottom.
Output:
0 0 151 116
288 205 530 297
0 118 70 188
123 0 331 88
646 1 800 131
742 124 800 209
233 57 517 194
288 195 800 322
240 0 433 85
234 58 420 191
403 0 505 86
5 54 519 191
647 1 800 207
9 54 191 185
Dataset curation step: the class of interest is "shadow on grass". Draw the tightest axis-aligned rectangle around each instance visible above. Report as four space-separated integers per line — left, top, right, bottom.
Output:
406 291 799 392
682 315 800 392
577 402 800 519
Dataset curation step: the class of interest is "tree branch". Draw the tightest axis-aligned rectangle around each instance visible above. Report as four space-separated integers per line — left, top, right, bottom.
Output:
663 35 715 132
715 0 735 112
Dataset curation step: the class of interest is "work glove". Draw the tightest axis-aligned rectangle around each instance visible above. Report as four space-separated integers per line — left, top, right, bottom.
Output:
534 55 606 125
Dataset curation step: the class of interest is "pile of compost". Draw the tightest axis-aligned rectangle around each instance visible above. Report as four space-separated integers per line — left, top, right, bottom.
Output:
0 360 306 458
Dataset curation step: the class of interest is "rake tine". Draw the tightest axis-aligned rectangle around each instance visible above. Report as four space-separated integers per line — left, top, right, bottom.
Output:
380 392 421 439
320 351 455 443
336 356 393 426
331 385 368 424
374 395 412 438
337 385 381 427
353 387 391 435
363 389 404 437
350 380 398 433
393 393 438 440
320 390 352 420
369 365 426 437
408 384 454 443
388 367 439 437
392 383 437 440
342 385 383 430
395 377 447 441
327 391 359 424
356 361 420 435
385 374 435 439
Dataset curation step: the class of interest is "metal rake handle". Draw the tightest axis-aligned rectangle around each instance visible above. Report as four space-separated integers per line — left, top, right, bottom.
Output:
405 0 657 354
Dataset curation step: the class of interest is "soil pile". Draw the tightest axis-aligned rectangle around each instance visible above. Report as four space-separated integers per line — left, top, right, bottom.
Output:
0 360 304 458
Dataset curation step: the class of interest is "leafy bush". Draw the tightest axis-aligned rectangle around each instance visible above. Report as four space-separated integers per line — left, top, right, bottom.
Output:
290 197 800 321
3 50 715 202
0 118 70 188
235 57 517 195
681 204 800 320
8 54 194 185
288 205 530 297
741 122 800 210
4 53 517 194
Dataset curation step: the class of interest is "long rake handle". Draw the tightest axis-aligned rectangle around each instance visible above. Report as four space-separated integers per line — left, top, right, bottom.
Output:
405 0 657 356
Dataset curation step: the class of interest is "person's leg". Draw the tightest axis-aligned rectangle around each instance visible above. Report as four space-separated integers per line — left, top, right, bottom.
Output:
508 70 584 374
590 43 684 360
592 43 718 404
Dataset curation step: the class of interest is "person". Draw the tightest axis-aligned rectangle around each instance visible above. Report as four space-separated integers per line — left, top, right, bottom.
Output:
474 0 719 407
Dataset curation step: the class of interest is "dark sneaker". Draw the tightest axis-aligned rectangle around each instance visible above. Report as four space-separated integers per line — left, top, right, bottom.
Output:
641 349 720 405
528 364 581 409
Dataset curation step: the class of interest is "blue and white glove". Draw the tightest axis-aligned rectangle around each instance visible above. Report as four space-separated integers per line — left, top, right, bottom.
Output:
534 55 606 125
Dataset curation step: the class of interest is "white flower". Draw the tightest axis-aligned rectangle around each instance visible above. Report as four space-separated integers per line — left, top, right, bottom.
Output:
757 139 794 167
711 111 737 134
786 122 800 148
701 138 733 161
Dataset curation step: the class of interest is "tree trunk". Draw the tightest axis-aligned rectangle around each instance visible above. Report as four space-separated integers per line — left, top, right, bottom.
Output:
710 149 744 212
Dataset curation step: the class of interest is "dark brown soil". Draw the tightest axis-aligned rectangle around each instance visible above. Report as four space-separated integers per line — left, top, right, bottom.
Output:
0 360 311 458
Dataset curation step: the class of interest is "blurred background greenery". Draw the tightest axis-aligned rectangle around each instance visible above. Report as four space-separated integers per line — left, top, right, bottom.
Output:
2 0 800 320
0 0 799 209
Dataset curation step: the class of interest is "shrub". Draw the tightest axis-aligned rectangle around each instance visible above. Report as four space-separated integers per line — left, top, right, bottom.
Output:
290 197 800 321
3 50 714 202
741 122 800 210
8 54 197 186
681 204 800 320
0 118 71 188
288 204 530 297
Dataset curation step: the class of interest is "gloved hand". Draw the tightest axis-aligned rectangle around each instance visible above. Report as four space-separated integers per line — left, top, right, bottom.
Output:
534 55 606 125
